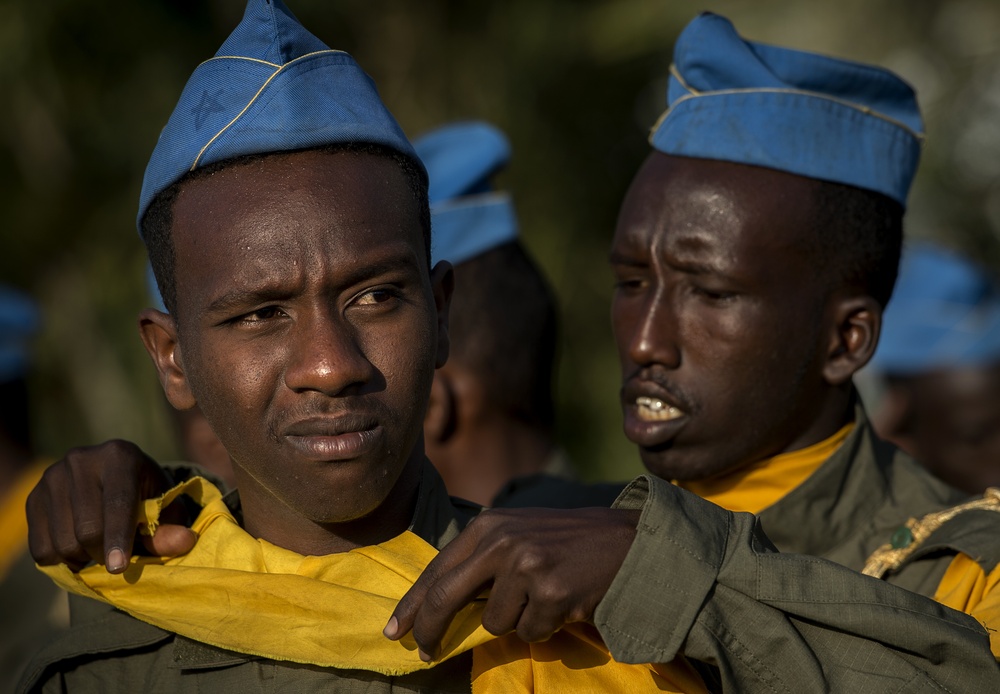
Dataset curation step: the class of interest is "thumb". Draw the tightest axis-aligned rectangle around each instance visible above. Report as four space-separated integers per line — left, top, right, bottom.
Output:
140 524 197 557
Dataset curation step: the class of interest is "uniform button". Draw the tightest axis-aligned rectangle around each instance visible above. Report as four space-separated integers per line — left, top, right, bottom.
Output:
890 526 913 549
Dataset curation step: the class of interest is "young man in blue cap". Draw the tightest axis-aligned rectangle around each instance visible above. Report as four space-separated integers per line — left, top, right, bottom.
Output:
23 9 1000 692
868 243 1000 494
384 12 1000 689
139 118 574 508
17 0 476 687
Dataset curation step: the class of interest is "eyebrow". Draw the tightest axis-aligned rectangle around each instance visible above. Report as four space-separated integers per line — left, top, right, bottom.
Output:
608 251 647 267
334 251 422 291
204 285 293 316
203 248 423 317
609 250 722 275
668 259 721 275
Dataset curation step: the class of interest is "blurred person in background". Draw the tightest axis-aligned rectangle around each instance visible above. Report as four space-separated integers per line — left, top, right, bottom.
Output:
408 121 574 507
0 286 66 692
142 119 580 508
867 243 1000 494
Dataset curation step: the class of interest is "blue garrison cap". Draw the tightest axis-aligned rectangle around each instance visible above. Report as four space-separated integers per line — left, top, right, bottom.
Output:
872 244 1000 374
414 122 518 266
651 12 924 207
0 285 40 383
138 0 421 231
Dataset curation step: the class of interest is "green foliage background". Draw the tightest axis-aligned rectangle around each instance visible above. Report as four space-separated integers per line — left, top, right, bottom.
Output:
4 0 1000 480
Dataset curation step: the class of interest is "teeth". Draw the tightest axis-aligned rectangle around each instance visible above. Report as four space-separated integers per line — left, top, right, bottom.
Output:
635 396 684 421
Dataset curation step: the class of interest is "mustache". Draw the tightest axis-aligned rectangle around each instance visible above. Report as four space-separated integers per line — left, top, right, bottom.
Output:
621 367 697 415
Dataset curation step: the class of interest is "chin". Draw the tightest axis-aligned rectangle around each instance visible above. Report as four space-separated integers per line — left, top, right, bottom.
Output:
292 488 383 525
305 506 380 526
640 448 739 483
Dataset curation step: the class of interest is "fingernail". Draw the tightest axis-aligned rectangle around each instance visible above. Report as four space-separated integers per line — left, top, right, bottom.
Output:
383 616 398 639
107 548 126 573
418 648 432 663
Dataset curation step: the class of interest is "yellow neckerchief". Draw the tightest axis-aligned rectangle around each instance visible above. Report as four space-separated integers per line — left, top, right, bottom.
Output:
39 478 706 693
0 459 49 582
678 424 855 515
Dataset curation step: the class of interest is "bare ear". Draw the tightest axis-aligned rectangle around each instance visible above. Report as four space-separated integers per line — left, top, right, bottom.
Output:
822 296 881 386
424 371 457 444
138 308 197 410
429 260 454 368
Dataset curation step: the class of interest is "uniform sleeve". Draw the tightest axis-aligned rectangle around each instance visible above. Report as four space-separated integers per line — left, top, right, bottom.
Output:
594 475 1000 693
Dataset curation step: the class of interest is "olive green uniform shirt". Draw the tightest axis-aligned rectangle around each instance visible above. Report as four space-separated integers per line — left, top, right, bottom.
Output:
18 461 479 694
595 404 1000 691
1 549 68 693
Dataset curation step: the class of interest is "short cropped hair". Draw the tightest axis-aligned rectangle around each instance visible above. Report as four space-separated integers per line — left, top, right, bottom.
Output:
809 180 904 308
448 241 558 431
141 143 430 317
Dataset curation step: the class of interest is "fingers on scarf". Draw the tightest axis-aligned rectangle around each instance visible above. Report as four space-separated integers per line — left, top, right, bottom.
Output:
27 463 93 570
26 480 58 566
94 459 143 573
485 570 575 644
384 523 492 655
413 550 496 660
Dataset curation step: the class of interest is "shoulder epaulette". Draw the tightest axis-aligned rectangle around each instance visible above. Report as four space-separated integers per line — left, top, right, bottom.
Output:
862 488 1000 579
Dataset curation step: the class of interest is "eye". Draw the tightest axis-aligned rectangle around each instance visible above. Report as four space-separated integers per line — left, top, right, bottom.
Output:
353 287 399 307
690 284 735 302
612 270 649 294
233 306 285 325
615 278 645 290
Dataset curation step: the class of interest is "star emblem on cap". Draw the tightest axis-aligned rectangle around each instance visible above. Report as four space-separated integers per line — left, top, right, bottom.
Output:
191 89 226 130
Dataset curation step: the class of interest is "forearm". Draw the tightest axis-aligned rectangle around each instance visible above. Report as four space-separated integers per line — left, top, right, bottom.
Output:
595 476 999 692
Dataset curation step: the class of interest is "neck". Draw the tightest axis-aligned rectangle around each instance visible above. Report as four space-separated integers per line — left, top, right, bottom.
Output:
428 415 556 506
237 454 424 556
781 384 856 455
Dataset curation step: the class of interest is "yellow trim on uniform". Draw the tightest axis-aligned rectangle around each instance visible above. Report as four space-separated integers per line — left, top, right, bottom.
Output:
677 423 854 515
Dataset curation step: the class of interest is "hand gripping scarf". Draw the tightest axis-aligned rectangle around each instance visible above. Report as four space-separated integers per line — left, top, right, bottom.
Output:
39 478 706 692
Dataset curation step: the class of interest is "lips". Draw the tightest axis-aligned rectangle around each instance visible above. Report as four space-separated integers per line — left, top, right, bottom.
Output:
635 395 685 422
281 414 383 462
621 379 692 448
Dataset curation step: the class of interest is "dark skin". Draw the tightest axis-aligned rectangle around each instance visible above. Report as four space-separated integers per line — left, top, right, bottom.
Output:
28 149 454 563
611 154 869 481
28 153 882 659
173 404 236 491
875 361 1000 495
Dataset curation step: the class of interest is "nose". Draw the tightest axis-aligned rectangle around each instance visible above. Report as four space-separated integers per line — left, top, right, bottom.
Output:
626 286 681 370
283 307 376 396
